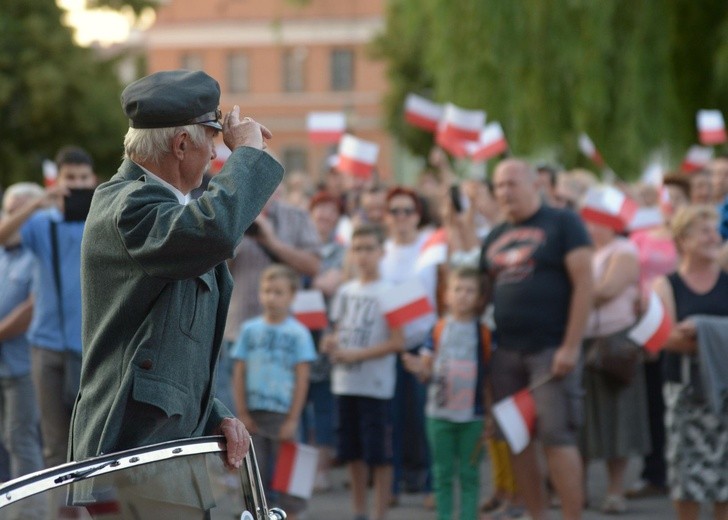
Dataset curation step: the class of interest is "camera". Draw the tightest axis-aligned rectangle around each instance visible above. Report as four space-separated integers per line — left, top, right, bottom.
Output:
449 184 463 213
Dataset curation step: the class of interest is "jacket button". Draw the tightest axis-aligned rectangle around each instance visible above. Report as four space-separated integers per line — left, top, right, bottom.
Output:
139 359 153 370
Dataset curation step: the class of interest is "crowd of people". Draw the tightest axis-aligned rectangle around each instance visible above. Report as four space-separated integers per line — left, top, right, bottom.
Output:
1 75 728 520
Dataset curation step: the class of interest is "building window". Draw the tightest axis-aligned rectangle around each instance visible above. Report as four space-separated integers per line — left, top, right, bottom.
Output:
330 49 354 91
282 147 308 173
283 48 307 92
180 52 203 71
227 53 249 93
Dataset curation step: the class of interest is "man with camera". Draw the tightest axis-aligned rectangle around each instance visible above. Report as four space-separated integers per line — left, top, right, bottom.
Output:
0 146 96 470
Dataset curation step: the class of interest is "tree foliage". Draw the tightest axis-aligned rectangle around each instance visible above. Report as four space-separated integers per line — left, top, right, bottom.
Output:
0 0 146 187
374 0 728 178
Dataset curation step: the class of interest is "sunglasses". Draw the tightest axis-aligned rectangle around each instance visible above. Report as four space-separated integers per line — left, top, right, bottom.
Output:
387 207 416 217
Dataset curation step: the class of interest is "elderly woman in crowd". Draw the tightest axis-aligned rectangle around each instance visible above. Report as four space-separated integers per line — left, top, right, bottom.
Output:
580 187 651 514
653 205 728 520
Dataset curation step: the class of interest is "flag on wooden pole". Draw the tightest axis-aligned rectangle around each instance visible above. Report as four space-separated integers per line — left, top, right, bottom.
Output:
42 160 57 188
378 278 434 328
492 388 537 455
697 110 727 145
336 134 379 180
578 133 604 167
404 94 443 132
681 145 713 173
307 112 346 144
468 122 509 161
291 290 328 330
414 228 448 271
629 291 672 354
272 442 319 499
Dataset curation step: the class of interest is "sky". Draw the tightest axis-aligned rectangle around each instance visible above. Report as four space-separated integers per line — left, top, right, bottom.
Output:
57 0 153 46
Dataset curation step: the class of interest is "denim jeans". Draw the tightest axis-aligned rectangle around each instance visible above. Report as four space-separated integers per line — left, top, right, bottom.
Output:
0 373 44 478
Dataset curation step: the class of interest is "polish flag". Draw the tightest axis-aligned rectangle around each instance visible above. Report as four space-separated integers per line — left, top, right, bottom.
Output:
379 278 434 328
468 122 509 161
307 112 347 144
580 185 638 233
492 388 537 455
42 159 57 188
681 145 713 173
272 442 319 499
336 134 379 180
436 121 471 158
291 289 328 330
404 94 443 132
628 207 664 232
578 133 604 167
438 103 485 143
210 143 232 174
629 290 672 354
697 110 727 145
641 161 664 187
415 228 448 271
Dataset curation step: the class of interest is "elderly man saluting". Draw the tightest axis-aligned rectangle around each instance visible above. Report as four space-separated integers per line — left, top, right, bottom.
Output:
69 70 283 483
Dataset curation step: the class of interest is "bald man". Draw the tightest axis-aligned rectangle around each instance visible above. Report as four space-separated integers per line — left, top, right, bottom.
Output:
479 159 593 520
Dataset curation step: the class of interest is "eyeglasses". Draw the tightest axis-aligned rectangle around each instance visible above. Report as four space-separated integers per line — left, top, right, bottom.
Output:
387 207 416 217
352 245 379 253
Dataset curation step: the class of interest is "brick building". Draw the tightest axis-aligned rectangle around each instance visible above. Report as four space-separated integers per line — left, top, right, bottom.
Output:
143 0 394 184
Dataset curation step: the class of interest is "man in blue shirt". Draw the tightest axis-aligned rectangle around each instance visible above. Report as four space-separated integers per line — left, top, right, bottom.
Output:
0 183 45 482
0 147 96 468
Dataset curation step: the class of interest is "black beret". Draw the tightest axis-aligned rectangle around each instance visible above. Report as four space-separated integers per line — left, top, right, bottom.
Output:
121 70 222 130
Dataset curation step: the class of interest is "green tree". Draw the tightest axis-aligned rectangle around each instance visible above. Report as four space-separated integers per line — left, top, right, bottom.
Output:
374 0 728 179
0 0 148 187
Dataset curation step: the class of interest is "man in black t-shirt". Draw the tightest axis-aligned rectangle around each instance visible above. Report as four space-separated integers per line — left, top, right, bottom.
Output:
480 159 593 520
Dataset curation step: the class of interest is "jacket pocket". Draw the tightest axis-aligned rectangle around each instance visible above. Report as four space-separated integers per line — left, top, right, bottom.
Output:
132 371 190 419
179 270 216 342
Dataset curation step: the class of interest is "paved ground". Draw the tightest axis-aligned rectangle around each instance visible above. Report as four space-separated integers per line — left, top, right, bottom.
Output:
304 457 715 519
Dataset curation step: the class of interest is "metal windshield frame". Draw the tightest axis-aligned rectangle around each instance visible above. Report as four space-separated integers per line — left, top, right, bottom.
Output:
0 436 282 520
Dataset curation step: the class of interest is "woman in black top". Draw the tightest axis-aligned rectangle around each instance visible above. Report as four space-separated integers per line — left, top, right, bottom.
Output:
653 205 728 520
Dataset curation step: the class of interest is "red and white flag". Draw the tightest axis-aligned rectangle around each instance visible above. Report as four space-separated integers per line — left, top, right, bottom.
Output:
42 160 57 188
492 388 537 455
697 109 727 145
580 185 638 233
210 143 232 174
379 278 434 328
404 94 443 132
271 442 319 499
436 121 470 158
292 289 328 330
578 133 604 167
415 228 448 271
307 112 346 144
681 145 713 173
437 102 485 148
628 207 664 232
336 134 379 180
629 290 672 354
468 122 509 161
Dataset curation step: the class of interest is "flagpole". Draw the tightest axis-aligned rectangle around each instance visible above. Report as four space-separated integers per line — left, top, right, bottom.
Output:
527 373 554 392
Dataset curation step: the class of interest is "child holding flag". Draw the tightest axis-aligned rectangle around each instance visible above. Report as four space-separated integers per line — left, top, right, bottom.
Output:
402 266 491 520
322 224 405 520
232 264 317 519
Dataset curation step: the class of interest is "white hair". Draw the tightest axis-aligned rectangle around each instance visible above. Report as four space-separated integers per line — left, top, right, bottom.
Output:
3 182 44 213
123 124 208 165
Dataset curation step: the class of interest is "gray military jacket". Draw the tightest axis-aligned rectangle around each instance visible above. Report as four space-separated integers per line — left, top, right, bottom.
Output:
69 146 283 462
